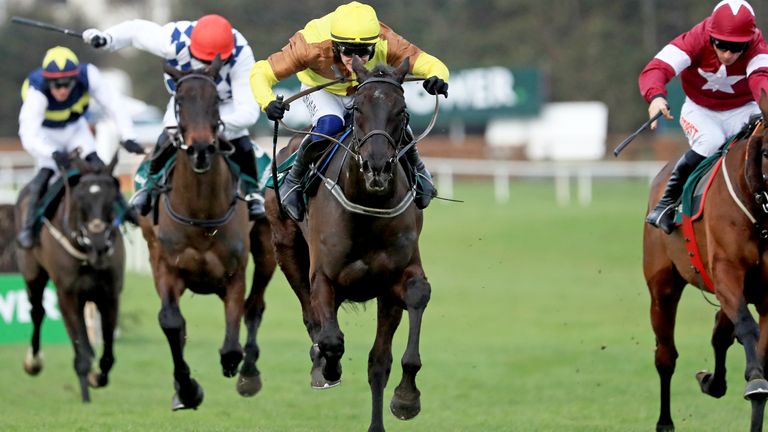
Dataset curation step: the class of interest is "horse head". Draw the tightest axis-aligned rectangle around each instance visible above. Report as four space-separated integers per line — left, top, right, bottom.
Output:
350 57 410 195
164 55 234 174
68 153 121 269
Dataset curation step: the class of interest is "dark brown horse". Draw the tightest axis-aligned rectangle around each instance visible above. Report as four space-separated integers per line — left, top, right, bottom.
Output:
644 95 768 432
16 152 125 403
138 59 275 410
266 58 431 432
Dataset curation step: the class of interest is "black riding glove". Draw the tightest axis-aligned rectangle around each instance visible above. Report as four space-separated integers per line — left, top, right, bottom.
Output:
120 139 145 154
85 152 106 171
423 76 449 97
52 151 70 170
266 99 290 121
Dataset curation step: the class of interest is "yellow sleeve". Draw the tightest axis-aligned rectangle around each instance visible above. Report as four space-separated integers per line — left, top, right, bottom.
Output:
413 52 450 82
249 60 280 111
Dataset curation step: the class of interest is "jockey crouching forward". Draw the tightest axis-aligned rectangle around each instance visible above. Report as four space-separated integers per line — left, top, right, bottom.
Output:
83 14 266 220
640 0 768 234
249 1 449 222
17 46 143 249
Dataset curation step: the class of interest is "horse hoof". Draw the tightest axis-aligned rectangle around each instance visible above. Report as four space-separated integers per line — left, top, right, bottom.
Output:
172 379 204 410
220 351 243 378
656 424 674 432
88 371 100 388
390 392 421 420
236 372 262 397
696 370 726 398
23 349 43 376
311 366 341 390
744 378 768 400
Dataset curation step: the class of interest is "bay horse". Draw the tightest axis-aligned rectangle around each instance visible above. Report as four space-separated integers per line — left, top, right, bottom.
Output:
644 94 768 432
15 152 125 403
137 58 275 410
266 58 431 432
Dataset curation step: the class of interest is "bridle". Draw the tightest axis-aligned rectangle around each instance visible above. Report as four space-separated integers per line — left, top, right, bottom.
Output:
45 172 120 264
167 73 228 154
349 76 409 165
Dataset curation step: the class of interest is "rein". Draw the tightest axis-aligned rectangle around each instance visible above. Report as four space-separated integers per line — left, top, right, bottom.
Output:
276 76 441 161
722 120 768 238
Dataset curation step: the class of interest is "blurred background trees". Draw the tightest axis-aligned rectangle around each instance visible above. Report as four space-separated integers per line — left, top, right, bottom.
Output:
2 0 768 136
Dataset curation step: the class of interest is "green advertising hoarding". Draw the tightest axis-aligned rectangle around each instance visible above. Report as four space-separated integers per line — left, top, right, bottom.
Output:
257 66 543 131
0 274 67 344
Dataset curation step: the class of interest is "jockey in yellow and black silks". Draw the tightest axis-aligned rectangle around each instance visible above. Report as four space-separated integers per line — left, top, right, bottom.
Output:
249 1 449 222
17 46 142 249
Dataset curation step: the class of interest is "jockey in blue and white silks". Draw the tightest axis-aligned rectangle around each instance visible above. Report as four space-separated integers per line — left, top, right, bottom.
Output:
83 14 266 219
16 46 140 249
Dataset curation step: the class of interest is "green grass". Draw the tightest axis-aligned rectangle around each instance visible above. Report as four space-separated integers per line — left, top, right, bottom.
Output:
0 180 754 431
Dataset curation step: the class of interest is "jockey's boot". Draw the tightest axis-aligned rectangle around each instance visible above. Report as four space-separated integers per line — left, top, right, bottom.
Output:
231 137 266 220
404 145 437 209
16 168 54 249
646 149 706 234
279 136 332 222
130 132 174 216
117 194 139 226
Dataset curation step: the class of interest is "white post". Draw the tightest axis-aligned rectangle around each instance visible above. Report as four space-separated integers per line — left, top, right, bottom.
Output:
577 170 592 207
494 169 509 203
436 165 454 200
555 170 570 207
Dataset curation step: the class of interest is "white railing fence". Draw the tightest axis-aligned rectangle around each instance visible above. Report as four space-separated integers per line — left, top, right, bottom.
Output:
0 155 666 274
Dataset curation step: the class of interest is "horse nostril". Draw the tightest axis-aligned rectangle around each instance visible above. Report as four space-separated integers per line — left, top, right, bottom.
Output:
186 146 195 156
384 160 393 174
206 144 216 154
362 160 371 174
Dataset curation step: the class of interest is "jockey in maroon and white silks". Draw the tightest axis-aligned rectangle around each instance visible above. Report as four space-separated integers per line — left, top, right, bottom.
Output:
640 0 768 234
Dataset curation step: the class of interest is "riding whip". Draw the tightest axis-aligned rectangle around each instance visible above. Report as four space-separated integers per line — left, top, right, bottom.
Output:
11 16 83 38
613 111 665 157
271 96 286 218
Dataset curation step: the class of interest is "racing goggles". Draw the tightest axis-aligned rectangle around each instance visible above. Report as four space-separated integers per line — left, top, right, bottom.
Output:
711 37 749 53
336 43 375 58
48 77 76 90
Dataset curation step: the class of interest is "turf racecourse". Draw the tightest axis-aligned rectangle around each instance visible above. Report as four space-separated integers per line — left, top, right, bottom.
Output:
0 180 756 431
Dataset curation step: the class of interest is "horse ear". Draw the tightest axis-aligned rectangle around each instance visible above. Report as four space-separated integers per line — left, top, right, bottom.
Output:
394 58 410 83
352 55 369 81
72 157 90 173
164 63 184 82
760 88 768 120
208 53 223 76
107 151 119 175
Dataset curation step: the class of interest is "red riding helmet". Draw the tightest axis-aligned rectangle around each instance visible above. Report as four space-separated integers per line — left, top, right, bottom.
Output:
709 0 756 42
190 14 235 62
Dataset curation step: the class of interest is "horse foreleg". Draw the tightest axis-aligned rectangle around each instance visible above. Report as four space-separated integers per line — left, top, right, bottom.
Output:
59 292 94 403
237 223 276 397
367 297 403 432
219 273 245 379
390 274 431 422
23 272 49 376
647 271 684 432
312 273 344 384
158 295 203 410
238 275 266 396
89 296 119 389
696 309 734 398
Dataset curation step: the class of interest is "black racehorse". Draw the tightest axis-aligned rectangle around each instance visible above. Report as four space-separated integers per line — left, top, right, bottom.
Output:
266 57 431 432
137 58 275 409
16 152 125 403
